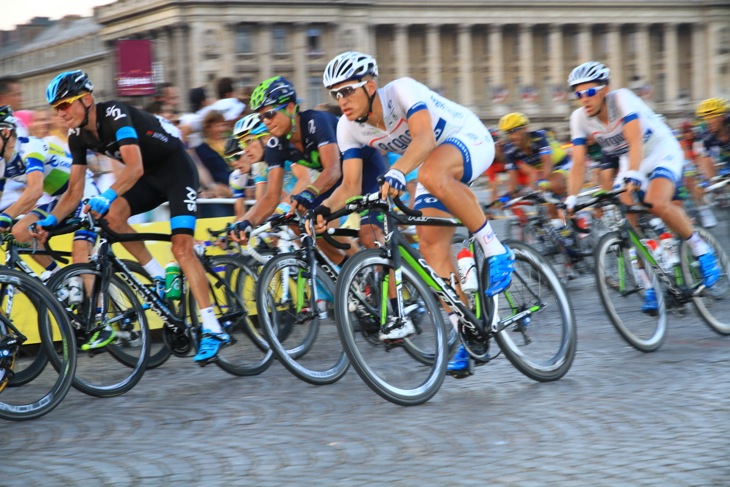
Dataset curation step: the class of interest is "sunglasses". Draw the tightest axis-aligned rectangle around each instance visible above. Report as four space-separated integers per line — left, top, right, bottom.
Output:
504 126 525 135
329 80 367 101
574 85 606 100
238 133 267 150
259 103 289 121
52 93 86 111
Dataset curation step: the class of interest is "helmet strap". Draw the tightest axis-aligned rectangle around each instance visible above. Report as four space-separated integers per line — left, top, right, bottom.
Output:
78 97 93 129
0 128 15 161
355 86 376 124
286 105 298 141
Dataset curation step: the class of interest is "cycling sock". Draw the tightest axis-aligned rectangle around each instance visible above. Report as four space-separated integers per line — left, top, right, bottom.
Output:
686 232 710 257
200 307 223 334
45 261 59 273
143 259 165 280
474 220 506 258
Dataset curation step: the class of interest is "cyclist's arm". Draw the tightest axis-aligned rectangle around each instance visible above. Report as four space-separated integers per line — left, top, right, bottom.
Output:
390 110 435 175
241 166 284 226
47 164 87 223
539 153 553 181
3 171 43 219
320 157 363 212
288 163 313 196
108 144 144 196
517 162 540 188
623 118 643 173
567 143 587 196
306 143 341 196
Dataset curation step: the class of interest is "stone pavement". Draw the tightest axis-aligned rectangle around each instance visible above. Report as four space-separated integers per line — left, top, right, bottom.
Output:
2 212 729 486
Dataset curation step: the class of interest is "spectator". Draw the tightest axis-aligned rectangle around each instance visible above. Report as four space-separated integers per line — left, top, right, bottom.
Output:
192 110 234 217
0 77 26 137
178 87 210 148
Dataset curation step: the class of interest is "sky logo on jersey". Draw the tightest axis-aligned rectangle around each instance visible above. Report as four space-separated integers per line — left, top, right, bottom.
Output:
105 105 127 121
184 186 197 212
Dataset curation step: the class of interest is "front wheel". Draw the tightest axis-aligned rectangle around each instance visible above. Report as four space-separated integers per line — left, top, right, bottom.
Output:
491 241 576 381
334 249 448 406
679 228 730 335
594 232 667 352
256 253 349 385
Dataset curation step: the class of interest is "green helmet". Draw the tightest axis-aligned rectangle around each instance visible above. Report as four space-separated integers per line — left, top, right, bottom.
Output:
250 76 297 112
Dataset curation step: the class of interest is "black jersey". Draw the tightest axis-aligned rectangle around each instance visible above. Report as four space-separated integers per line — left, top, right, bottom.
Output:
68 101 183 168
264 109 339 170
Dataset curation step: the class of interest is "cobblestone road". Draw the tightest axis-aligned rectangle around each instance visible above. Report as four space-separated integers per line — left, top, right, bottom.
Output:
3 211 729 486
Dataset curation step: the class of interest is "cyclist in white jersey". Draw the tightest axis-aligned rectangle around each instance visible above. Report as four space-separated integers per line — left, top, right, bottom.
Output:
0 106 99 279
323 51 515 373
564 62 721 311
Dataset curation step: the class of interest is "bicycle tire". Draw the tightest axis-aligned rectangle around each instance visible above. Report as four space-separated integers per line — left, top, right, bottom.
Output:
594 232 667 352
45 264 151 397
0 269 76 420
334 249 448 406
679 228 730 335
256 253 349 385
4 291 49 387
188 254 274 376
491 240 577 381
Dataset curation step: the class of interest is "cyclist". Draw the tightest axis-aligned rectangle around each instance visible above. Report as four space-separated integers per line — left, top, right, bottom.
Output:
229 76 386 256
564 62 721 313
0 106 100 290
499 112 572 201
678 120 718 228
322 51 514 374
34 70 230 363
694 98 730 180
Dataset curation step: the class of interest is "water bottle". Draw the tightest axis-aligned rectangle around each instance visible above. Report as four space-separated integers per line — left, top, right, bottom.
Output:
659 232 679 272
457 247 478 293
165 261 182 300
316 300 328 320
640 238 662 267
66 276 83 305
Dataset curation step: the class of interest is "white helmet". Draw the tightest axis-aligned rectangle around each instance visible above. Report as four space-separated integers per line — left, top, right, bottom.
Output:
323 51 378 89
233 113 268 139
567 62 610 88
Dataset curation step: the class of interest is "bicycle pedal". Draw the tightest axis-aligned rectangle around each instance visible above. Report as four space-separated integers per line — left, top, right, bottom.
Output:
196 355 219 367
447 369 473 379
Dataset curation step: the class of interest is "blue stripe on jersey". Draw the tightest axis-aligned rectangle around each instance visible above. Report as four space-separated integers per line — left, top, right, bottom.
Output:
26 158 45 173
444 137 472 183
539 148 552 155
232 188 245 198
343 147 362 160
433 118 446 141
406 102 428 119
622 113 638 124
116 126 138 141
572 137 587 146
171 215 196 231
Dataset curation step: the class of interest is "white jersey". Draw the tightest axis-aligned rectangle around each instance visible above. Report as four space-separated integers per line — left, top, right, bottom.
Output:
337 77 479 159
570 88 680 158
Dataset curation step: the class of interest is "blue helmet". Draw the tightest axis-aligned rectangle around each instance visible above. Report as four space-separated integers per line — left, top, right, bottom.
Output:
46 70 94 106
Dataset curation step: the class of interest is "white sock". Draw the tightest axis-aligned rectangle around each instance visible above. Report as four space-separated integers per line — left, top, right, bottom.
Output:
474 220 506 258
686 232 711 257
143 259 165 280
200 307 223 334
448 312 459 331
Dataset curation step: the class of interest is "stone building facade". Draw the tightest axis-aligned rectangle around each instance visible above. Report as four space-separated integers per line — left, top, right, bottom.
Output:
2 0 729 127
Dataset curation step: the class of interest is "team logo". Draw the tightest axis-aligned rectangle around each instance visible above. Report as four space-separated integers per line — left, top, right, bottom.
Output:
105 105 126 121
184 186 197 212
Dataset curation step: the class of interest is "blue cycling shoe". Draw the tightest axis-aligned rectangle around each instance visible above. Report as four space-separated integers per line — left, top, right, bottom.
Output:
194 329 231 364
641 289 658 315
486 246 515 297
447 345 473 378
698 251 721 288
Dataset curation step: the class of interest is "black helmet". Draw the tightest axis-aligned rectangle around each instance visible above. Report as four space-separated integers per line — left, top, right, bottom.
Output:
46 70 94 106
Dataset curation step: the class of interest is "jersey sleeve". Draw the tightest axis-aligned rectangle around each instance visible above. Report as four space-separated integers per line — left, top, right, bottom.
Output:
503 143 518 170
535 131 552 156
392 77 429 119
67 129 88 166
613 88 642 125
263 138 288 169
337 117 363 161
102 103 139 147
307 111 338 148
569 109 589 146
20 137 48 174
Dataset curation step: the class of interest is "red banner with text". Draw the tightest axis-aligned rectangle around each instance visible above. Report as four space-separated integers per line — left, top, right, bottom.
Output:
116 39 155 96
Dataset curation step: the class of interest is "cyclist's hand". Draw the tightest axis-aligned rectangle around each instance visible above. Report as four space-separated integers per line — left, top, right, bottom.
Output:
381 168 407 200
228 220 252 244
84 189 117 217
496 193 511 206
291 187 318 213
308 205 331 234
564 195 577 215
30 215 56 244
623 170 645 193
0 212 12 232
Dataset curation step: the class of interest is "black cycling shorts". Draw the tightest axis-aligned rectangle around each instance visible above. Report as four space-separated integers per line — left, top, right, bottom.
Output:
122 148 199 235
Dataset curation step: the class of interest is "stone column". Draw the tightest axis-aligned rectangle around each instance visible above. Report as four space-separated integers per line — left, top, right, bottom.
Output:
663 23 679 105
577 24 593 63
606 24 622 88
258 22 272 80
635 23 650 86
706 22 721 98
292 22 308 104
547 24 563 88
394 24 409 78
691 23 706 100
172 24 190 110
458 24 474 107
222 23 237 79
519 23 534 88
426 24 441 91
488 24 504 88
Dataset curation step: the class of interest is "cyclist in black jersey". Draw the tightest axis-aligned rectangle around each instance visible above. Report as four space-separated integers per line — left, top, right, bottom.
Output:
230 76 386 252
33 70 230 363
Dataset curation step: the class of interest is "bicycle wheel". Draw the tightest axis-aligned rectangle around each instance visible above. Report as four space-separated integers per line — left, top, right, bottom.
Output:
594 232 667 352
45 264 150 397
121 260 174 368
3 291 49 387
679 228 730 335
188 254 274 376
256 253 348 385
490 241 576 381
334 249 448 406
0 269 76 421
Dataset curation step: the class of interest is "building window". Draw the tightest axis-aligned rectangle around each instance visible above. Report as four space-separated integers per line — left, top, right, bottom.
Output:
236 26 253 53
308 76 325 108
273 27 287 54
307 28 323 57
